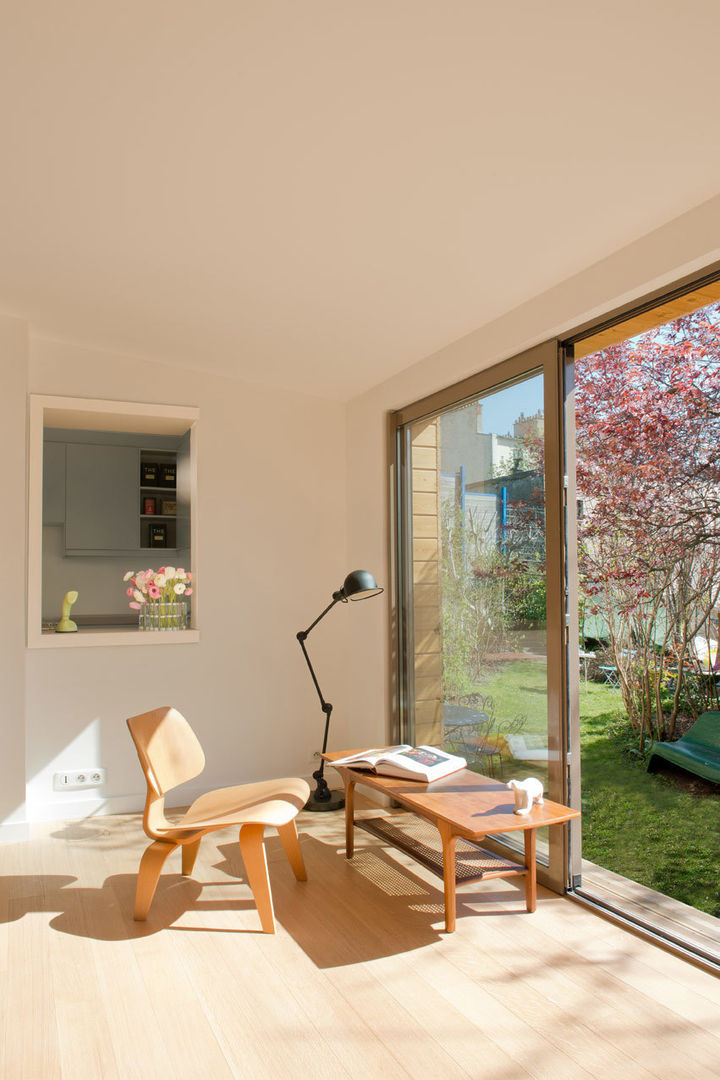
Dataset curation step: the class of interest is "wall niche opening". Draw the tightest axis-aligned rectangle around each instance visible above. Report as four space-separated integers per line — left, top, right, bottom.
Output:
28 395 199 648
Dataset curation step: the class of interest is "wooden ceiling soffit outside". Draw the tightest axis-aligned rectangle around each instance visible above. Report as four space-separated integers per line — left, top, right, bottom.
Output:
574 279 720 359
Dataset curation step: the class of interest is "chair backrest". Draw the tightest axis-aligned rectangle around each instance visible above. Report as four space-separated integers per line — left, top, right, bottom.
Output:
127 706 206 797
682 712 720 751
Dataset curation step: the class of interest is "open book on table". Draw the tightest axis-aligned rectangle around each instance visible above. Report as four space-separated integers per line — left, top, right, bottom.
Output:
332 745 466 782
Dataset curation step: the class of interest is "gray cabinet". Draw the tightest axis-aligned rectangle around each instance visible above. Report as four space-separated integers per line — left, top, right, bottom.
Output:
42 442 66 525
65 444 140 551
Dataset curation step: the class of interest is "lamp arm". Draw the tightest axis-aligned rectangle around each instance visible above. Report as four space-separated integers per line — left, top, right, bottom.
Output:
298 595 341 640
296 630 332 725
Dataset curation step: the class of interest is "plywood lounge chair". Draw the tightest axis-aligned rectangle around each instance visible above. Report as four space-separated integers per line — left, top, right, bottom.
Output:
646 711 720 785
127 706 310 932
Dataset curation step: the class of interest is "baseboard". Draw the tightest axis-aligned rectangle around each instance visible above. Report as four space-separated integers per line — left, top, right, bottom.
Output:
2 772 319 837
24 792 147 823
0 821 32 845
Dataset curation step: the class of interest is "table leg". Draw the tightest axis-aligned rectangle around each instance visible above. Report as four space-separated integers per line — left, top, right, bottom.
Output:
524 827 537 912
345 777 356 859
437 821 458 932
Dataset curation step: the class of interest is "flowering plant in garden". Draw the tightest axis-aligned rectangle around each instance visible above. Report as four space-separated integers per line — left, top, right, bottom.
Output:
123 567 192 609
576 301 720 744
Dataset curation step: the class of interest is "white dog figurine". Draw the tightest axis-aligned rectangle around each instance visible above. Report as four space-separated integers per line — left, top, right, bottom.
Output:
507 777 544 815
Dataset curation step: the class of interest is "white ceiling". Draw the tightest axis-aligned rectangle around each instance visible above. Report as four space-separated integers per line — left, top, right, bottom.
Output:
2 2 720 400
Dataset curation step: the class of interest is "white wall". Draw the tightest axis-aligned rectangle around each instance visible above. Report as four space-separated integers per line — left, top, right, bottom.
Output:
0 315 29 836
343 193 720 753
1 333 348 831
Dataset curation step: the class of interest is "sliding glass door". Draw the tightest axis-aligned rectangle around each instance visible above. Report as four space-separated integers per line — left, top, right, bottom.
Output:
393 270 720 946
565 280 720 964
394 341 570 892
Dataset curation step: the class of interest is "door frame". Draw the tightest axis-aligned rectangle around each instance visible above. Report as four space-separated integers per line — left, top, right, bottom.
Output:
391 339 573 894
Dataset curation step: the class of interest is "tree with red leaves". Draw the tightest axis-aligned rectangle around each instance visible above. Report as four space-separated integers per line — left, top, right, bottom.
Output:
576 302 720 743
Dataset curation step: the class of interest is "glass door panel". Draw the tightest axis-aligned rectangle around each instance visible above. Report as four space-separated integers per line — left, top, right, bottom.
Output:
398 341 567 886
568 292 720 962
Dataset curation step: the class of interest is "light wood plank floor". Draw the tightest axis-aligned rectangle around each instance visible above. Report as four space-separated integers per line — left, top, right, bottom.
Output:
1 803 718 1080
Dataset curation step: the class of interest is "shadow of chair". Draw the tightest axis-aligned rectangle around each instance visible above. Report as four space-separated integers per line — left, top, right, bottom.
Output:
127 705 310 932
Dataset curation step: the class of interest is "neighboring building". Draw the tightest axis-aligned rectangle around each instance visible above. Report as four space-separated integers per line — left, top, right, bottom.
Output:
440 404 545 556
513 409 544 441
439 402 518 487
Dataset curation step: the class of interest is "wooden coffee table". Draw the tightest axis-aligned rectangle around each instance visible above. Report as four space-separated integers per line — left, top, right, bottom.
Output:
325 752 580 932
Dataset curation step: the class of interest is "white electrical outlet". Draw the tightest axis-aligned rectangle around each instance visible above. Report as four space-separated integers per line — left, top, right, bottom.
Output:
53 768 106 791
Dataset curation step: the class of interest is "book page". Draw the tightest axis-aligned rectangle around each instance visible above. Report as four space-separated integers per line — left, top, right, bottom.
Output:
333 745 410 767
395 747 451 767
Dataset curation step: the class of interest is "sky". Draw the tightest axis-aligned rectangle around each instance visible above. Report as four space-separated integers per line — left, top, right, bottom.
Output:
478 373 544 437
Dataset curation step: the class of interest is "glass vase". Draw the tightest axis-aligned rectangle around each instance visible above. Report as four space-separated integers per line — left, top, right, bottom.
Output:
139 601 188 631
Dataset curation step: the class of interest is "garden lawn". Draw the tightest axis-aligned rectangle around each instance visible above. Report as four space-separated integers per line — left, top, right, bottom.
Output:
480 659 549 737
479 661 720 917
580 686 720 918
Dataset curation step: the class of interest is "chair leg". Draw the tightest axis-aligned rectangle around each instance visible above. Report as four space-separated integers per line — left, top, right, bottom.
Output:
277 820 307 881
181 838 202 877
238 823 275 934
134 840 178 920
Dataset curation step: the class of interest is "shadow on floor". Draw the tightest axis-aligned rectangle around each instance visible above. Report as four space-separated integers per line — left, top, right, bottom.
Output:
0 872 209 939
236 831 534 967
0 826 531 950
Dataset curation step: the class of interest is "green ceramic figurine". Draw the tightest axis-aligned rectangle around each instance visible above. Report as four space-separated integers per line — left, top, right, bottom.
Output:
55 590 79 632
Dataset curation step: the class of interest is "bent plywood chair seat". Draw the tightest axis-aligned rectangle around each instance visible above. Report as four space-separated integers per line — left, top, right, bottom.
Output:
127 706 310 932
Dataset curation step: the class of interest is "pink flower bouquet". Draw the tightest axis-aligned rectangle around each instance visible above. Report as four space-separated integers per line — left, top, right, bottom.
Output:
123 567 193 609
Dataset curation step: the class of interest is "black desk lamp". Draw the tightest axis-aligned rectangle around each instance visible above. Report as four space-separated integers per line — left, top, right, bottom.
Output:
297 570 383 811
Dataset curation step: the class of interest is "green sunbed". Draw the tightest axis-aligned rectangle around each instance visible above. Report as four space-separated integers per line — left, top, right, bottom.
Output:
646 711 720 784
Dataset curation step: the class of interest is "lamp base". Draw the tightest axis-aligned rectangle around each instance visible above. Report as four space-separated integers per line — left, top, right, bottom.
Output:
304 789 345 812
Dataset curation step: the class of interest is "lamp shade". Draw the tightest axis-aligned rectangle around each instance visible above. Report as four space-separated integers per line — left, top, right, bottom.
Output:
337 569 384 601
